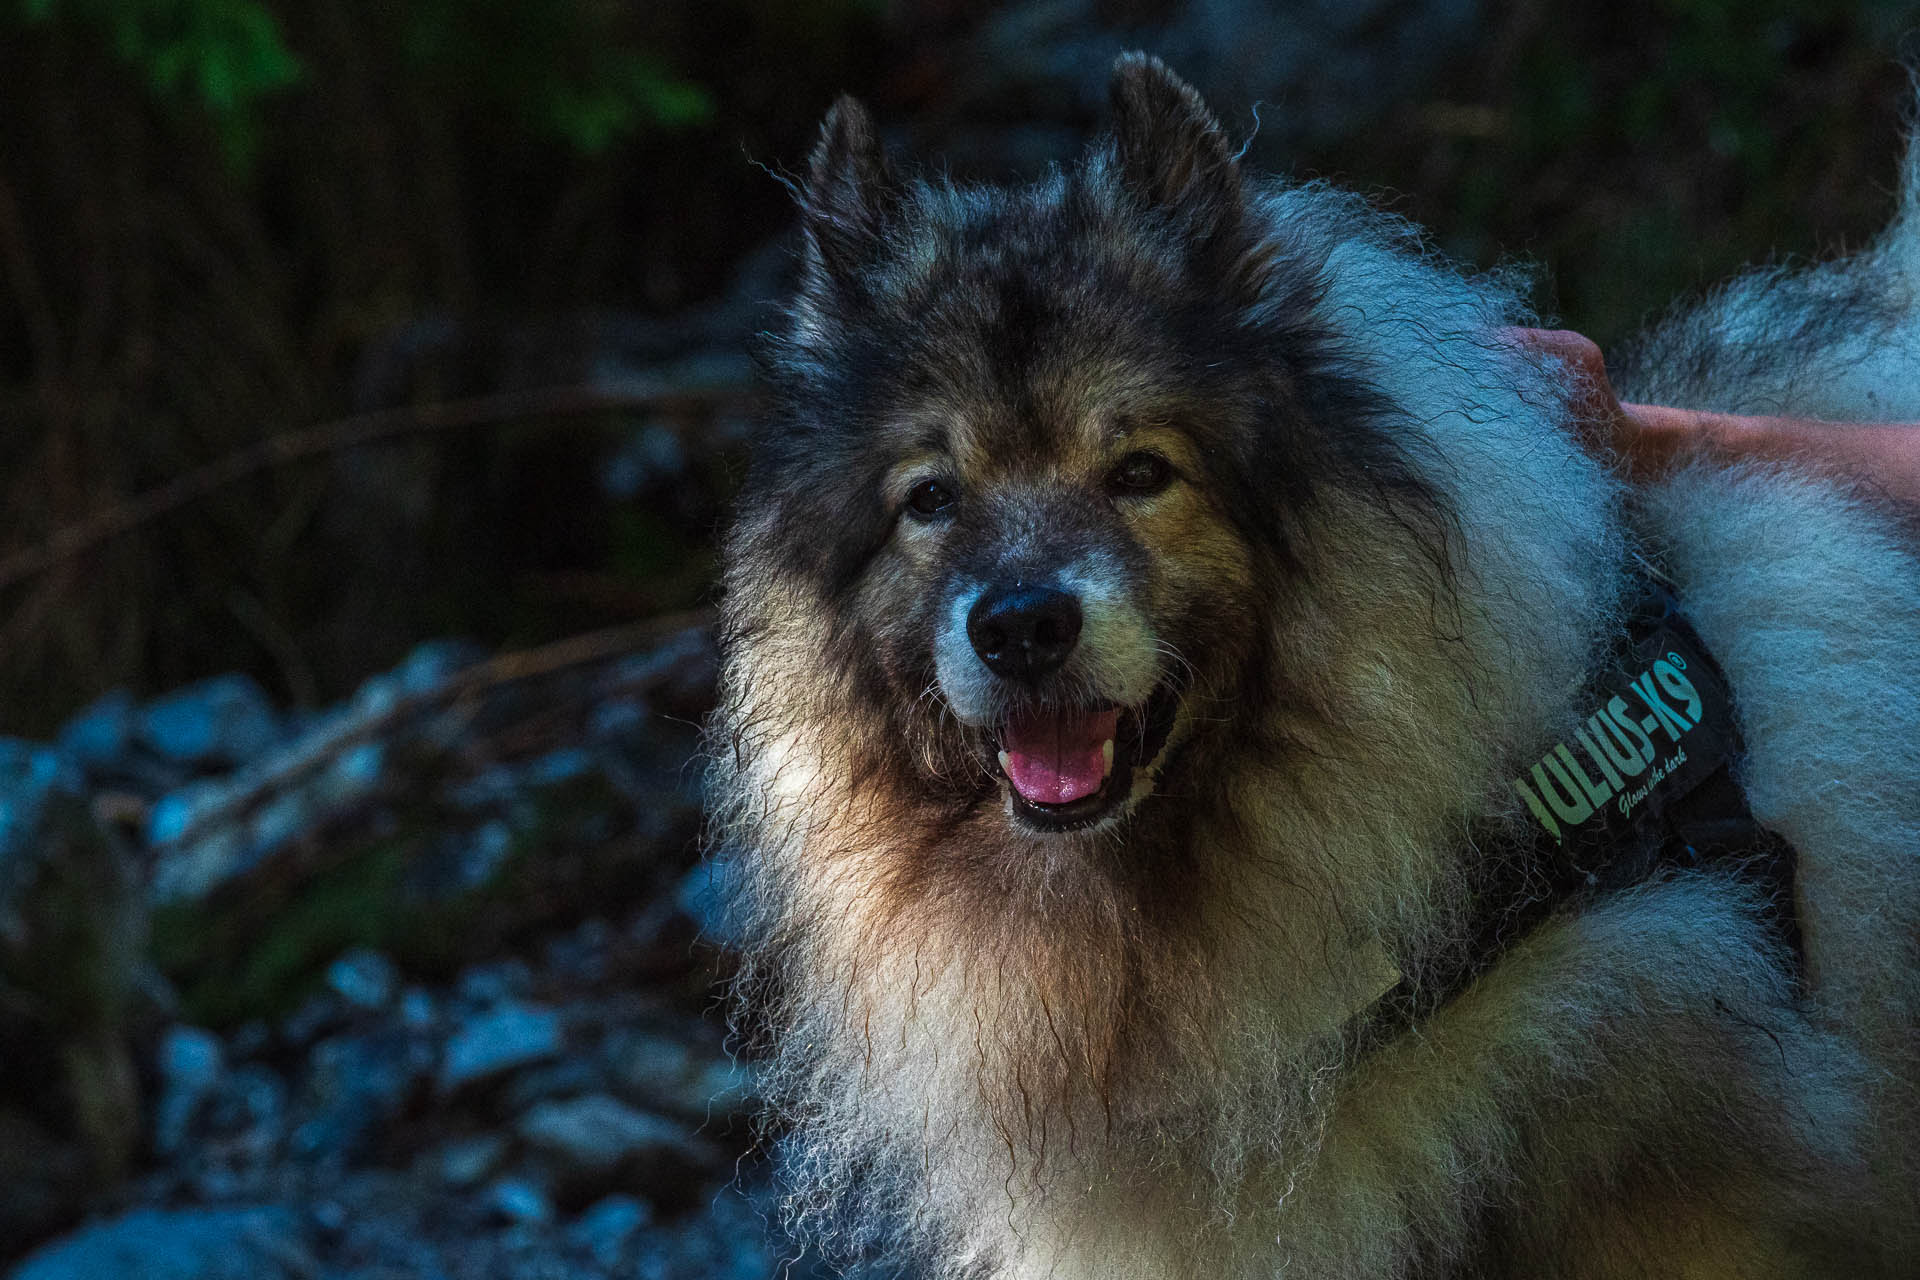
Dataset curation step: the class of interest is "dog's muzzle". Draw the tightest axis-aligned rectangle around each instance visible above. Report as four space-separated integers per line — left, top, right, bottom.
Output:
966 585 1083 682
933 565 1180 832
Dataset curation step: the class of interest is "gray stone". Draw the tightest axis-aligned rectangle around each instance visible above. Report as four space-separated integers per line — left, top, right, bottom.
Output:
153 1025 224 1155
140 674 283 767
144 781 222 848
55 690 137 770
540 918 611 985
147 823 245 902
11 1206 309 1280
568 1193 650 1268
0 740 80 861
398 986 438 1032
293 1029 430 1160
279 991 348 1048
312 741 384 809
204 1063 287 1149
502 1057 606 1114
347 672 403 720
585 697 646 742
245 790 313 856
460 820 516 889
455 959 533 1009
485 1175 555 1227
396 639 485 697
326 948 398 1011
435 1132 510 1188
603 1029 754 1121
438 1001 563 1093
525 748 592 788
516 1093 687 1180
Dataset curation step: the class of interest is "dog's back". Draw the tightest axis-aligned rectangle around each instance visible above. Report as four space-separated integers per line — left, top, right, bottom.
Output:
1615 153 1920 1268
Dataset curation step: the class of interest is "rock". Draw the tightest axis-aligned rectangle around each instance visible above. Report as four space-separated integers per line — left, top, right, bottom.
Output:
292 1029 430 1161
525 748 592 788
585 697 646 743
55 690 137 771
540 918 611 985
244 790 313 857
326 948 398 1011
568 1193 650 1268
146 823 245 902
516 1093 714 1204
203 1063 287 1160
398 986 438 1033
485 1175 555 1227
435 1132 510 1188
603 1028 754 1123
139 674 283 768
501 1058 606 1114
455 960 533 1009
655 1185 783 1280
0 739 81 862
279 991 348 1049
311 741 384 809
144 781 222 848
10 1206 310 1280
395 639 485 697
449 820 515 892
153 1025 224 1154
438 1001 563 1093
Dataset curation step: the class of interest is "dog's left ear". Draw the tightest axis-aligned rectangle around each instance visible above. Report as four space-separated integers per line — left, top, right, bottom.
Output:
1107 53 1242 237
799 96 899 292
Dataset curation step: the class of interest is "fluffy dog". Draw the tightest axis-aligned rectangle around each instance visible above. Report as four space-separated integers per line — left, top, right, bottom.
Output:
710 53 1920 1278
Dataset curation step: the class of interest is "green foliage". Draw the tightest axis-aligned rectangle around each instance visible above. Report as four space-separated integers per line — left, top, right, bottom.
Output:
19 0 301 163
14 0 718 165
395 0 714 152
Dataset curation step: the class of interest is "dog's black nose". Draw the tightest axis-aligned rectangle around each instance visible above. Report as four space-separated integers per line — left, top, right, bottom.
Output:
967 586 1082 682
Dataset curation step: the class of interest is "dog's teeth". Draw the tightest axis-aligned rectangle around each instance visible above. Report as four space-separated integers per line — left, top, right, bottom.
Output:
997 750 1012 776
1101 739 1114 776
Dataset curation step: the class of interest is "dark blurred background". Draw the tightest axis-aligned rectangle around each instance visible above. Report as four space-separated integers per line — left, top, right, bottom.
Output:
2 2 1918 1276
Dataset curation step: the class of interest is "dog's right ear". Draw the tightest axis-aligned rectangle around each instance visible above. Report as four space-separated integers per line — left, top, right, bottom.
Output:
799 96 898 291
1107 53 1241 241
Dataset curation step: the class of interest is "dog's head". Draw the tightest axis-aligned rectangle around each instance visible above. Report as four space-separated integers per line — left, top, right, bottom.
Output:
736 55 1450 842
717 57 1626 1254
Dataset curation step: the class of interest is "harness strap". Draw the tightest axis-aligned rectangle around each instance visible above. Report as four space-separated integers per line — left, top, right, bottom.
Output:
1359 579 1802 1040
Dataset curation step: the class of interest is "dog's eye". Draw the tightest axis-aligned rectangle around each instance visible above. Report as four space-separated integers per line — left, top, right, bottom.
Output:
1108 451 1173 496
905 478 956 519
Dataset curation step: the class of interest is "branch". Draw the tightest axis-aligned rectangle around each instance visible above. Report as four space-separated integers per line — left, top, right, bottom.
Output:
0 383 755 595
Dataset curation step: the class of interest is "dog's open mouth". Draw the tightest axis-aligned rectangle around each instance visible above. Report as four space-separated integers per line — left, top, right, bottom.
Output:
993 683 1182 831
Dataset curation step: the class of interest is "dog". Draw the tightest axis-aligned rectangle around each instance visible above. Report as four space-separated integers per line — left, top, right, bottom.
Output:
709 53 1920 1278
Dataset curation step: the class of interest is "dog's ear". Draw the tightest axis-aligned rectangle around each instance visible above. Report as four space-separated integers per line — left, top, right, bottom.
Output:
799 96 898 289
1107 53 1241 235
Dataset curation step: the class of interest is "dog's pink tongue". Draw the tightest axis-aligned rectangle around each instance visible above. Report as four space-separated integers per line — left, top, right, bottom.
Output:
1001 707 1119 805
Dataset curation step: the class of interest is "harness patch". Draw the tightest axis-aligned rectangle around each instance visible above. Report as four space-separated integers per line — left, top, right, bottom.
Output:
1356 580 1803 1046
1512 636 1726 851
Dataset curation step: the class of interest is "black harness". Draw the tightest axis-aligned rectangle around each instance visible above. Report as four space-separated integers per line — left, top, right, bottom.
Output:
1365 580 1802 1035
